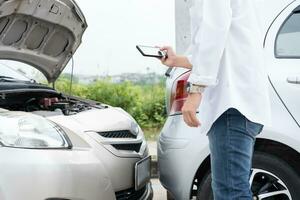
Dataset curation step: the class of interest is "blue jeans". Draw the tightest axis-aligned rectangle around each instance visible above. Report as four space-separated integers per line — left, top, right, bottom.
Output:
208 108 263 200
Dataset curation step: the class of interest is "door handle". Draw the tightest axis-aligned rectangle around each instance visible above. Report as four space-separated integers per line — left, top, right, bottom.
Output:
287 76 300 84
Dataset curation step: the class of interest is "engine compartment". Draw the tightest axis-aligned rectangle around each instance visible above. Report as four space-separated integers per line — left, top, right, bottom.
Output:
0 89 106 116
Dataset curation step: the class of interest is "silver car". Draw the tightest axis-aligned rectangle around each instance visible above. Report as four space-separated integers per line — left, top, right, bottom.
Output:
0 0 152 199
158 0 300 199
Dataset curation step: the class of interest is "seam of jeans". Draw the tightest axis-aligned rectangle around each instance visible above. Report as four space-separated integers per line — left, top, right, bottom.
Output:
226 110 235 198
245 118 257 140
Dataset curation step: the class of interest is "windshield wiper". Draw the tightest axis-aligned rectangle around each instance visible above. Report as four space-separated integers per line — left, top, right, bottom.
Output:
0 76 35 83
0 75 38 84
0 76 17 81
0 76 15 79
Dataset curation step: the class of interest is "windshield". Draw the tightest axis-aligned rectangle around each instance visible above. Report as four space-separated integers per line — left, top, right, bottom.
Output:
0 62 31 81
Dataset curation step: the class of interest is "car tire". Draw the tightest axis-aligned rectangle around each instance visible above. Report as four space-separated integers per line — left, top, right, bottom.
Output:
167 191 175 200
196 171 213 200
196 152 300 200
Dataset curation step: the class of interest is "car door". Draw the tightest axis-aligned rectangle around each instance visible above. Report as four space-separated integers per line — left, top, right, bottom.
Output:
265 1 300 126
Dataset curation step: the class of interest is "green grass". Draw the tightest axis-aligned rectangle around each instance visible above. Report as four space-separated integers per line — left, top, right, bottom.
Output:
143 127 162 141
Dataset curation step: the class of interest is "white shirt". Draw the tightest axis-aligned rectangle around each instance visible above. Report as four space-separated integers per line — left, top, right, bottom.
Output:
186 0 272 134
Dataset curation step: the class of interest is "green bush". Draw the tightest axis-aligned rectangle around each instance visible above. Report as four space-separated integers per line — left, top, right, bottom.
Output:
54 77 167 130
86 80 141 114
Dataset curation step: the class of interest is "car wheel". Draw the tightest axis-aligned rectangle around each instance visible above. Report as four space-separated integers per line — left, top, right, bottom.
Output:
196 152 300 200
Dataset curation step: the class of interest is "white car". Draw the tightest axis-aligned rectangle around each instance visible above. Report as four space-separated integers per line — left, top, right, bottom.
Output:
0 0 152 199
158 0 300 199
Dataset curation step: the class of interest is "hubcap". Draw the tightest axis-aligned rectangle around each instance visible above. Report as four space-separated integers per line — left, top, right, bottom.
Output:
250 168 292 200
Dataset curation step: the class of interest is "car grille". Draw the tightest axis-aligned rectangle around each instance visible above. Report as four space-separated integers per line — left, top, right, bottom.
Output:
98 130 137 139
115 186 146 200
112 143 142 152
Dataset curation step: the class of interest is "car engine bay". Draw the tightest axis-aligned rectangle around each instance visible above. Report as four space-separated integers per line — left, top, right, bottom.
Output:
0 88 106 116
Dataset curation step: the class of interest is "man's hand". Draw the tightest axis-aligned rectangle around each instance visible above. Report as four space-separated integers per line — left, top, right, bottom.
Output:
157 46 193 69
182 93 202 127
159 46 177 67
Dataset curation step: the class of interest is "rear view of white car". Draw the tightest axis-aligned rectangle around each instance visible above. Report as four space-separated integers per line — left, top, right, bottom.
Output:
158 0 300 199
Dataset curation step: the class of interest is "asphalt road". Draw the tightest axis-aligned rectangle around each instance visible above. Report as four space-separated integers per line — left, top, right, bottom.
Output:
149 141 167 200
151 179 197 200
151 179 167 200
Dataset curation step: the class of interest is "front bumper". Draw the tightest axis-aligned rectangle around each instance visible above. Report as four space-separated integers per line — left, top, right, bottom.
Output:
0 147 116 200
142 182 154 200
48 108 152 199
115 182 153 200
83 129 152 199
0 145 153 200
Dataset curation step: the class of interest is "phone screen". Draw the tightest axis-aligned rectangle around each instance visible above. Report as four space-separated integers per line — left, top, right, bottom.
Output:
136 45 165 58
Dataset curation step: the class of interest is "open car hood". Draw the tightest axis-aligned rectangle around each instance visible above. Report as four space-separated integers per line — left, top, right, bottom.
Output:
0 0 87 82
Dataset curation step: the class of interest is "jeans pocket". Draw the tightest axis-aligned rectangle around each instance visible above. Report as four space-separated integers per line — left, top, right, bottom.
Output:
245 118 264 137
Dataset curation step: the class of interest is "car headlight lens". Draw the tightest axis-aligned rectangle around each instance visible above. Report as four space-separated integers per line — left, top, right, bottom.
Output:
0 112 70 149
131 121 140 136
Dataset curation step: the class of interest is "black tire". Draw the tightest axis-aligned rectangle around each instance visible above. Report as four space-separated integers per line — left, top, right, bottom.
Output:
251 152 300 200
196 152 300 200
196 171 213 200
167 191 175 200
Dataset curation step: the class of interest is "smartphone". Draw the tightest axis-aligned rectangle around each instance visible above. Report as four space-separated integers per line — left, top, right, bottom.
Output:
136 45 167 59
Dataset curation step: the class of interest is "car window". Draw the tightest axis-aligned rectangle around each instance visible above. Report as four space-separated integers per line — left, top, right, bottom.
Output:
276 12 300 58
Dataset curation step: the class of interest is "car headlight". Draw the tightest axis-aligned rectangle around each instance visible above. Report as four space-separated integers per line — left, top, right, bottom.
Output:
0 112 71 149
130 121 140 136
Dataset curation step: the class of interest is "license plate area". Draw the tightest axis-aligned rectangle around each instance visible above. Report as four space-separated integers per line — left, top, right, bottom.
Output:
135 156 151 191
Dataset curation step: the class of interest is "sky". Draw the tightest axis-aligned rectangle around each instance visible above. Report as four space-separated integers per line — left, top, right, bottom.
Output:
68 0 175 76
1 0 175 80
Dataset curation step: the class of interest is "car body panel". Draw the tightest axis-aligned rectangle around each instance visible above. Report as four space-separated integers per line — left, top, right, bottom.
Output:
159 82 300 199
0 76 153 199
0 147 116 200
264 1 300 125
47 108 149 192
47 108 148 158
0 1 153 199
0 0 87 82
158 116 210 198
159 0 300 199
0 105 152 199
258 0 295 37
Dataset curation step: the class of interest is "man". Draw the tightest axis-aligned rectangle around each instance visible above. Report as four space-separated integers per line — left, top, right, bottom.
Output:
159 0 272 199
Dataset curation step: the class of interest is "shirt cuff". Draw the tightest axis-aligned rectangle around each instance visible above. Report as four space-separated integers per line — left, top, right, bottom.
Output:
187 73 218 86
186 54 193 64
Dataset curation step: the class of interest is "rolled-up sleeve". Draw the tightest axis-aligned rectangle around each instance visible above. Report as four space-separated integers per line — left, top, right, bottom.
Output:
187 0 232 86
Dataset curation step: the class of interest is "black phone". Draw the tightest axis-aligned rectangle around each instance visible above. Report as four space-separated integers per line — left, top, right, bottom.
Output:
136 45 167 59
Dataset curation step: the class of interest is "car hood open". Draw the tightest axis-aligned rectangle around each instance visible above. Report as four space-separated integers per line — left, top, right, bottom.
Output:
0 0 87 83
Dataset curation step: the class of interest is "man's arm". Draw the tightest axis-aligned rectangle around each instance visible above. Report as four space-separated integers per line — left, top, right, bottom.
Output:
158 0 232 127
187 0 232 86
182 0 233 127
